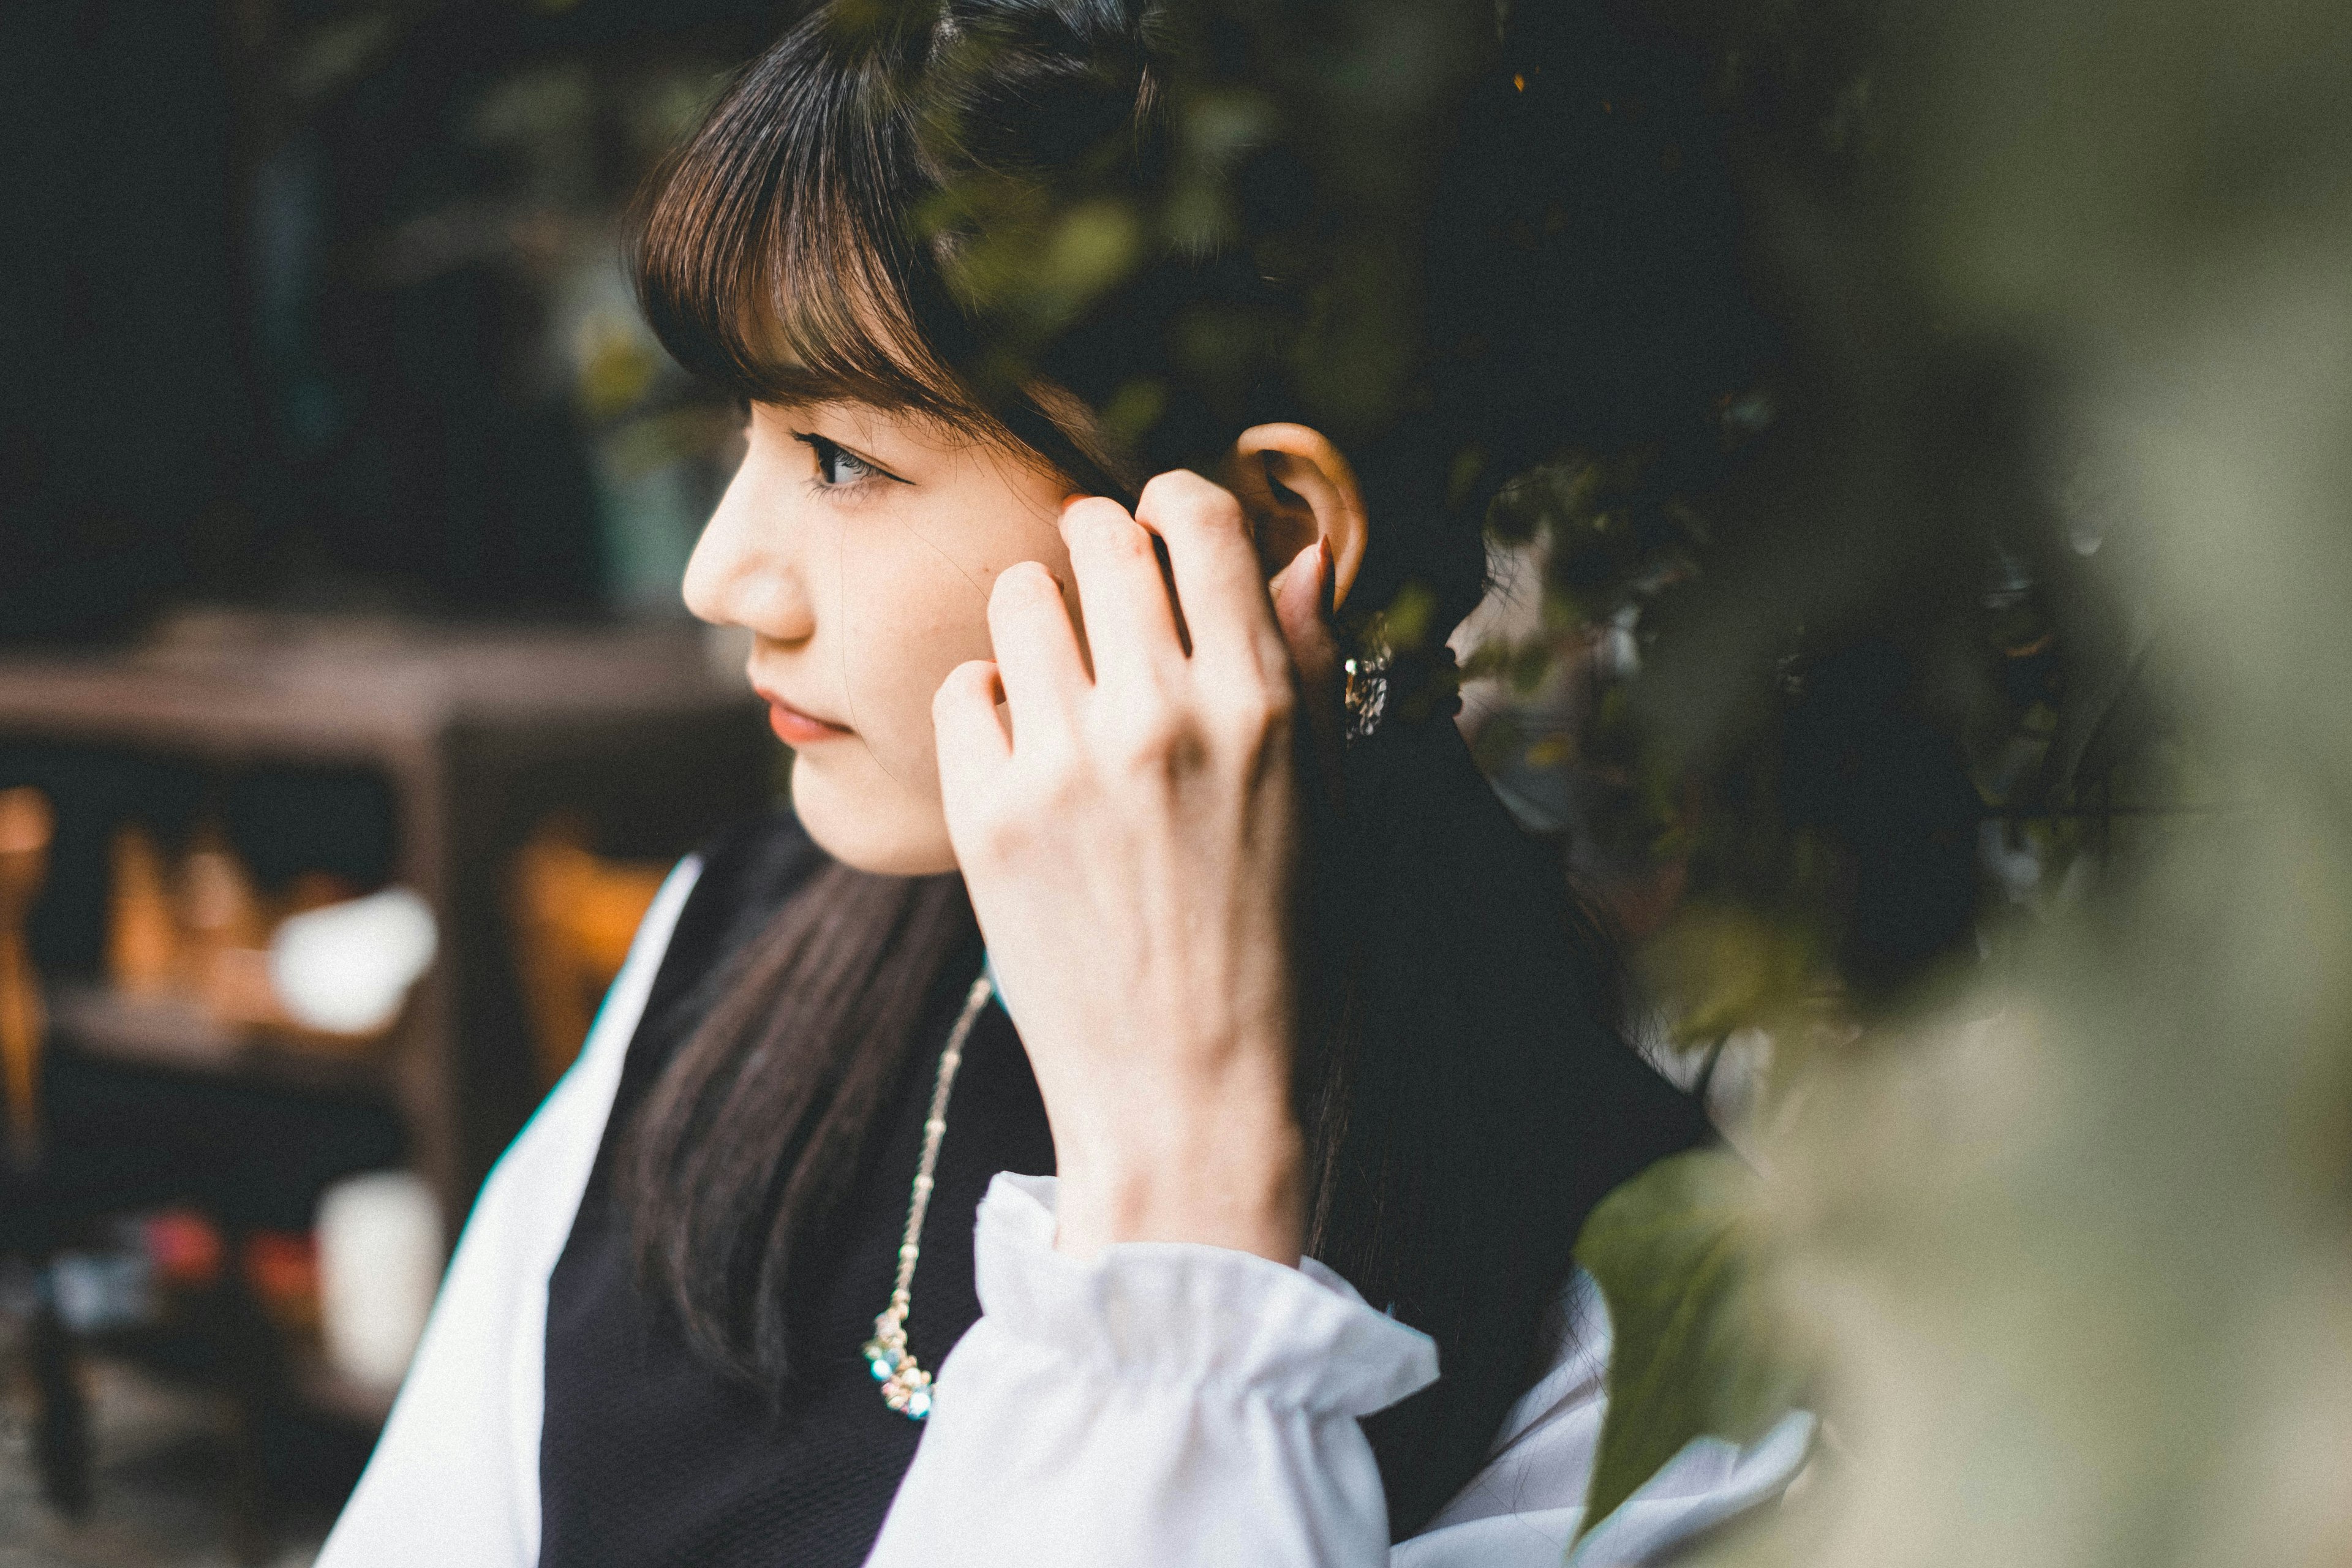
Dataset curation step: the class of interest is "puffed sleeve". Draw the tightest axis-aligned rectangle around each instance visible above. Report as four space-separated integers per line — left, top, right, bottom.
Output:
314 856 701 1568
866 1172 1438 1568
867 1173 1812 1568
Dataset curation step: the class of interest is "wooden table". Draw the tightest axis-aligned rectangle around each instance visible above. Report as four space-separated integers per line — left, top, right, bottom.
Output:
0 616 772 1243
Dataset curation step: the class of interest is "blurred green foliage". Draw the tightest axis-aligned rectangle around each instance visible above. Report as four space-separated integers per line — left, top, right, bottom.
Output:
1572 1147 1805 1541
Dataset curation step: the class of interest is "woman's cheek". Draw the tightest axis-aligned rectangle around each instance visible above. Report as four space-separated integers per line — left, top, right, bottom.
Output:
839 524 998 803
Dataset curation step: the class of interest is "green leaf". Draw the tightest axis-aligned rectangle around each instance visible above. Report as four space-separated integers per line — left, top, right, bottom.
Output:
1569 1147 1804 1548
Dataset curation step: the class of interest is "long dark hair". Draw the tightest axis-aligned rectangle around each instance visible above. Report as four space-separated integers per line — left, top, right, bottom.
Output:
621 0 1711 1533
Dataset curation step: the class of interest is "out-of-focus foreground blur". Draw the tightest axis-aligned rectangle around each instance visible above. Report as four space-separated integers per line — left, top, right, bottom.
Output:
1672 4 2352 1567
2 1 2349 1565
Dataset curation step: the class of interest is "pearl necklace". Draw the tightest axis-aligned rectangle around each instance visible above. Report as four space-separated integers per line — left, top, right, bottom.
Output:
863 971 995 1419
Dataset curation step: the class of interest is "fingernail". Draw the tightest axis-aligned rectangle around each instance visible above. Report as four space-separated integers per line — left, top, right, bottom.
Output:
1276 540 1314 602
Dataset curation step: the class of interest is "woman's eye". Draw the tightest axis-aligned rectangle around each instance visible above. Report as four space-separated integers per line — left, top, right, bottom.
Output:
797 433 881 488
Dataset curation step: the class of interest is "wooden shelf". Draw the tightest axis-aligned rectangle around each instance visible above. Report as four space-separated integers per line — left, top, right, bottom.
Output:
48 983 394 1102
3 616 773 1241
0 616 755 763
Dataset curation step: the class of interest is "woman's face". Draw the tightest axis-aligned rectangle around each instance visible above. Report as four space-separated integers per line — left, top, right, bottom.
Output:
685 401 1077 876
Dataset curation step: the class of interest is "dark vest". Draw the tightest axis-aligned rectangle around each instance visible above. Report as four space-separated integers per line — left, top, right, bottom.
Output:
539 814 1054 1568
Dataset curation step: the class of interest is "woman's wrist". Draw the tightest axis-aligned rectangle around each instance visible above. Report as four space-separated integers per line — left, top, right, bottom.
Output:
1049 1084 1306 1265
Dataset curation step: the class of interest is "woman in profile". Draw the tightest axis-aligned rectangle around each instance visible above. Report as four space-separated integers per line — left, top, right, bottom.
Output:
318 4 1806 1564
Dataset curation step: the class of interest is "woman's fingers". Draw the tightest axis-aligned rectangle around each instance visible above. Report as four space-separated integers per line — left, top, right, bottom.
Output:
985 561 1085 745
1058 496 1183 691
933 657 1011 759
932 658 1011 834
1271 538 1345 802
1269 537 1338 697
1131 471 1289 684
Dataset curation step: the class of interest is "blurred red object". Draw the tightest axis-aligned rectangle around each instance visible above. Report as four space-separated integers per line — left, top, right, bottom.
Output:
242 1229 321 1334
145 1207 225 1289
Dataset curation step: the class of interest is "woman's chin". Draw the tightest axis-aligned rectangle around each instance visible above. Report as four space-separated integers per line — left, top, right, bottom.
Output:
789 755 960 878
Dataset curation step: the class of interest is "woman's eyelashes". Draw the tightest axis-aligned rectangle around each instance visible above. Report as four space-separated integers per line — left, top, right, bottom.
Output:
794 432 903 491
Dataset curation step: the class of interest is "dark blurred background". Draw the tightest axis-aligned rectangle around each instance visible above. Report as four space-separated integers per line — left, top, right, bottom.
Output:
0 0 783 641
1 7 790 1561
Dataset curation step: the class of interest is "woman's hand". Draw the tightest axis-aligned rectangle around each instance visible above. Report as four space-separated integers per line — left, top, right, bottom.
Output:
932 471 1336 1264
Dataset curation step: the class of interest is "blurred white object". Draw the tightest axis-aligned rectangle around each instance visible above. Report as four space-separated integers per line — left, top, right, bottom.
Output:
270 887 438 1035
318 1170 445 1392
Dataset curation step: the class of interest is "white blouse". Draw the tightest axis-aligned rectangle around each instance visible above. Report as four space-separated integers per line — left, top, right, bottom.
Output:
317 856 1811 1568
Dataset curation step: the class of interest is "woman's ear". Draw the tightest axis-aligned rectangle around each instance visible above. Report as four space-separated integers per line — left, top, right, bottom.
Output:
1225 423 1370 612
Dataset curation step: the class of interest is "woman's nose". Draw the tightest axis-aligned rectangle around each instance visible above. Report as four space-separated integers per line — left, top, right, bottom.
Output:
682 467 816 644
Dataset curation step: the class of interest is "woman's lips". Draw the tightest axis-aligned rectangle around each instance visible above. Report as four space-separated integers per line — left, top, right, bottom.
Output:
758 692 854 747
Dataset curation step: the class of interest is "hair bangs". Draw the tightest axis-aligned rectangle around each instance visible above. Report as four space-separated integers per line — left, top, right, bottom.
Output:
633 18 976 425
631 11 1166 505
